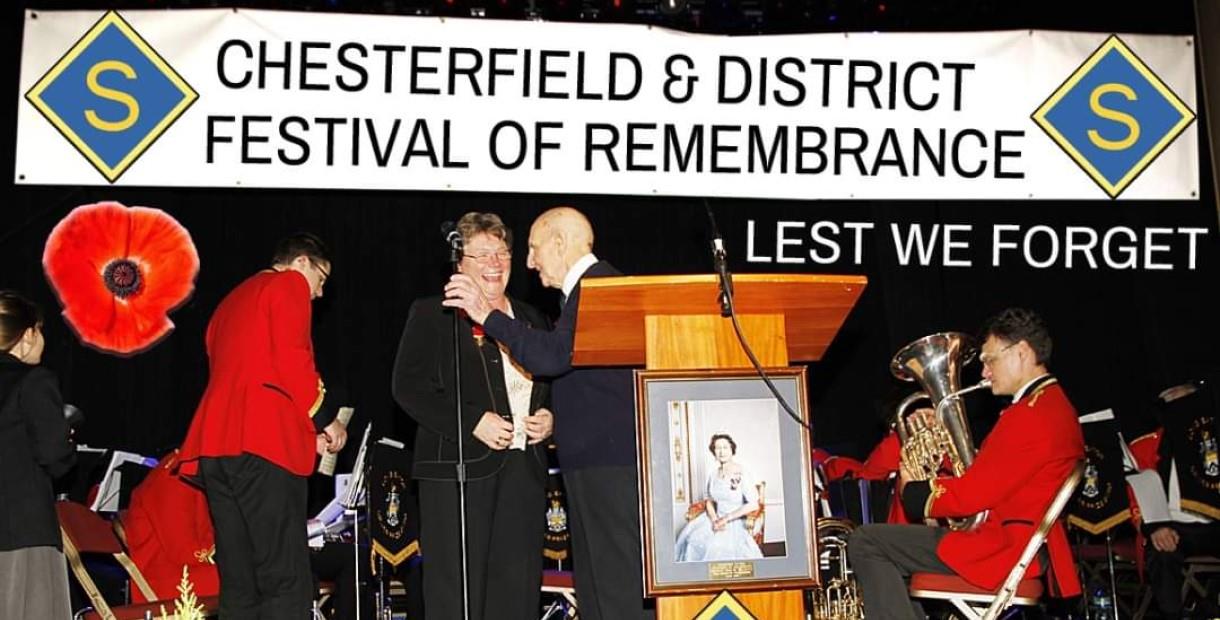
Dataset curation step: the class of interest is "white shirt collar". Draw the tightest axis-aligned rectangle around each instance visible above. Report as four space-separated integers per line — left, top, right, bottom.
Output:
561 253 598 298
1012 373 1051 403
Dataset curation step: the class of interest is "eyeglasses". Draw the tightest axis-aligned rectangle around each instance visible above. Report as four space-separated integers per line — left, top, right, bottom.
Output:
309 260 330 284
463 250 512 263
979 342 1017 367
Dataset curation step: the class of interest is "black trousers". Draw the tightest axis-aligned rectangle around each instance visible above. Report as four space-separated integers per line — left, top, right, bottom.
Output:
1145 521 1220 616
563 466 655 620
847 524 953 620
417 451 545 620
201 454 313 620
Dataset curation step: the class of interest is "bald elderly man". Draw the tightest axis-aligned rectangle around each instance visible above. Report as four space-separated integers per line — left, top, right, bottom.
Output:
444 207 653 620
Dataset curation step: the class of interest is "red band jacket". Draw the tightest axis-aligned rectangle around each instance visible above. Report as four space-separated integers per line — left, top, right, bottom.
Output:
122 451 219 603
903 377 1084 597
179 270 324 477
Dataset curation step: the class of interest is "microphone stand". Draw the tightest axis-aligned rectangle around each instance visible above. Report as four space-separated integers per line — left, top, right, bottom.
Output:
711 235 732 318
352 459 365 620
448 235 473 620
703 201 811 433
703 201 733 317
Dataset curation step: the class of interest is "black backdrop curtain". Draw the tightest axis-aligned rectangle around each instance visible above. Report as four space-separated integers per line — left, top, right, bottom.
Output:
2 1 1217 464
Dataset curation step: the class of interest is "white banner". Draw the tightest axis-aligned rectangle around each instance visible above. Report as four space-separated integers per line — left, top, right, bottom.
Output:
16 9 1199 200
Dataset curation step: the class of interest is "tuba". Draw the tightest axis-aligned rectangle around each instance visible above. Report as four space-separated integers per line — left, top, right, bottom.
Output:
810 518 863 620
891 332 991 531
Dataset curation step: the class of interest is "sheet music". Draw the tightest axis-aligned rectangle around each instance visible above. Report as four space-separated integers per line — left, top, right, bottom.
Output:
90 450 157 512
1078 408 1115 424
313 474 351 525
1127 469 1171 523
1116 431 1139 472
341 424 373 508
308 474 355 548
1080 409 1142 477
377 437 405 450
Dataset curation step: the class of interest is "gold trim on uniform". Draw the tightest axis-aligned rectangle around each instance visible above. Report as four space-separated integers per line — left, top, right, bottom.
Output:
194 546 216 564
308 379 326 418
1181 499 1220 520
1067 510 1131 535
373 539 420 567
1129 430 1159 445
1024 377 1059 408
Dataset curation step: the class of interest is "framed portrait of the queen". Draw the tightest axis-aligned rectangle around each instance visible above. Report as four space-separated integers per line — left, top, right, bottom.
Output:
635 367 819 595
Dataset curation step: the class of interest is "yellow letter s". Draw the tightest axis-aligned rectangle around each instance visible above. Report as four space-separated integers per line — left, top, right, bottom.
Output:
85 60 140 132
1087 83 1140 151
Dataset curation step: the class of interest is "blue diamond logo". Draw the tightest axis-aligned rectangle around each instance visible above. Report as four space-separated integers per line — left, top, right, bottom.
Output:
693 591 757 620
25 11 198 182
1031 35 1195 198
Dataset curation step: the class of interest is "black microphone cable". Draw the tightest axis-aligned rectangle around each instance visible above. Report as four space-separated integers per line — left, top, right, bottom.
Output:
702 199 812 434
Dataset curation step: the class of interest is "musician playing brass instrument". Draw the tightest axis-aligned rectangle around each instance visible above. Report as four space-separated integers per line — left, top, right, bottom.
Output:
847 308 1085 619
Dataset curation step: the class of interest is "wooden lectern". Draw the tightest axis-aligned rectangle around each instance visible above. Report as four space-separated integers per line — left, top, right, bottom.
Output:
573 273 867 619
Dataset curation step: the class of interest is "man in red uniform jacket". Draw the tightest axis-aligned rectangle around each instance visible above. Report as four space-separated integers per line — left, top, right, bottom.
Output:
178 233 346 619
848 308 1084 620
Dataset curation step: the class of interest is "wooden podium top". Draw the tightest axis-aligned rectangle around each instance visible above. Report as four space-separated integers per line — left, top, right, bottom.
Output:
572 273 867 366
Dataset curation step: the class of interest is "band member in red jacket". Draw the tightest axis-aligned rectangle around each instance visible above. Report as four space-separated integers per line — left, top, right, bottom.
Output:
178 233 346 619
848 308 1084 619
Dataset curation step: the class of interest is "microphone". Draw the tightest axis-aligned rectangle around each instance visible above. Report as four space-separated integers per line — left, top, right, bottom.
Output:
441 221 464 267
703 201 732 317
441 221 463 248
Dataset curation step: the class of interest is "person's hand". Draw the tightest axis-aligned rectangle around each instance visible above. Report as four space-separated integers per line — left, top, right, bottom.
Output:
473 412 514 450
910 407 936 429
321 420 348 454
525 408 554 444
896 456 919 496
712 517 727 531
317 433 331 456
442 274 493 324
1150 526 1180 552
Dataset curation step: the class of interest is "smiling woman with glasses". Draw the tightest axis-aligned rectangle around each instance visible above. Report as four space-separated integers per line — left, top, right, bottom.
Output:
392 211 555 620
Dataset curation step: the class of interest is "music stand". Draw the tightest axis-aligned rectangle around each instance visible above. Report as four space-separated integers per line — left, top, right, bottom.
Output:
340 424 373 619
1070 409 1133 620
367 437 417 619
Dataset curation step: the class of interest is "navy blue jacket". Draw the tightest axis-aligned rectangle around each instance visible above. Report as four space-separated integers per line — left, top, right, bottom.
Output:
483 261 636 470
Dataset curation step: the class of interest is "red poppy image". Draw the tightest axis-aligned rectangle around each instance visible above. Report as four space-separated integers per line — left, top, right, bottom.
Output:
43 201 200 356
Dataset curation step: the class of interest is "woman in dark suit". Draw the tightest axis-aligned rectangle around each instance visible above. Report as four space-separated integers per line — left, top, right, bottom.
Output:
392 212 553 620
0 290 76 619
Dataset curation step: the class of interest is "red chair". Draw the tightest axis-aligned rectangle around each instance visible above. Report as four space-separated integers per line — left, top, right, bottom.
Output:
56 501 220 620
908 460 1086 620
